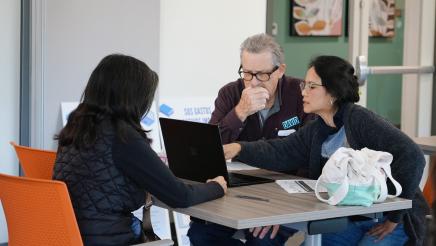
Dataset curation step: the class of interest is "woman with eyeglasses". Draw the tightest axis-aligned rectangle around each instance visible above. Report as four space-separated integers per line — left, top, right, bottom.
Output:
224 55 429 245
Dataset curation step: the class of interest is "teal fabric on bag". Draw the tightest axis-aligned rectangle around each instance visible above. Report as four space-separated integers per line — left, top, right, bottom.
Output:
325 183 381 207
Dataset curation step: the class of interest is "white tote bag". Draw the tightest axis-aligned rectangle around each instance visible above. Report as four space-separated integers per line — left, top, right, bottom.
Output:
315 147 402 207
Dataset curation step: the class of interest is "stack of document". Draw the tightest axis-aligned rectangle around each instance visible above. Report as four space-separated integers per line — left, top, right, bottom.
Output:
226 161 259 171
276 179 327 193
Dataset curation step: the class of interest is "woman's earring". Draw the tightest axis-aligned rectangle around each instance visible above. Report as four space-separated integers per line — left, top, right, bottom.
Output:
330 99 334 105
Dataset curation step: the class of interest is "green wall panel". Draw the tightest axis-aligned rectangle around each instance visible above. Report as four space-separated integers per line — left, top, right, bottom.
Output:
273 0 404 125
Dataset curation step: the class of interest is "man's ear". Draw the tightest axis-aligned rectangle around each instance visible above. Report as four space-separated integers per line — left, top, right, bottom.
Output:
278 64 287 77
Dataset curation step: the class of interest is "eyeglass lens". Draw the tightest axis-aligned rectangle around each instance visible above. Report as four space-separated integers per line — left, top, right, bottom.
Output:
239 66 278 82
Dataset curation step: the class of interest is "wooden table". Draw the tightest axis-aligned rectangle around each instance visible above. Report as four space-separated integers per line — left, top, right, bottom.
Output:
413 136 436 207
155 169 411 245
413 135 436 155
134 239 174 246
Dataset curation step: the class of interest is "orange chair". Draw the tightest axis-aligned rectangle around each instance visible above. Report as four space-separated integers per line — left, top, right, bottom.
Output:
423 155 435 206
8 143 174 246
10 141 57 179
423 179 433 206
0 172 83 246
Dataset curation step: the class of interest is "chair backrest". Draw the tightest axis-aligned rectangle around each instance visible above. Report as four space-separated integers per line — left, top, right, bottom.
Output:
0 172 83 246
8 143 174 246
10 141 57 179
423 176 434 206
423 155 435 206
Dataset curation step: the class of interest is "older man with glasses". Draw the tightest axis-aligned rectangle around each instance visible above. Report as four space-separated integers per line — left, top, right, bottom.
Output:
187 33 313 246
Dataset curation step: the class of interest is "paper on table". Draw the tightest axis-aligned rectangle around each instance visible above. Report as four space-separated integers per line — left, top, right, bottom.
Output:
276 179 327 193
226 161 259 171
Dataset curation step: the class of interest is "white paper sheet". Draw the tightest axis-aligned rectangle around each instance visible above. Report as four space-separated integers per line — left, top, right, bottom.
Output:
226 161 259 171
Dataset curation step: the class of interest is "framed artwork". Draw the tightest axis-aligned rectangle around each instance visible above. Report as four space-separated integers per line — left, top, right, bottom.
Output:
290 0 343 36
368 0 395 37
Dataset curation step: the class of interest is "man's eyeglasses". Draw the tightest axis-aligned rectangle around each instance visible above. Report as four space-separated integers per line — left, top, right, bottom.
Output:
238 66 279 82
299 81 324 91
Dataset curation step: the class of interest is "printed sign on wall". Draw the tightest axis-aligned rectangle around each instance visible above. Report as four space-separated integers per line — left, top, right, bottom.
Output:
157 97 215 245
158 97 215 123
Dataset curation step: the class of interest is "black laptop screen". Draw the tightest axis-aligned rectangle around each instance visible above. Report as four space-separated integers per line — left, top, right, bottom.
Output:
159 118 229 183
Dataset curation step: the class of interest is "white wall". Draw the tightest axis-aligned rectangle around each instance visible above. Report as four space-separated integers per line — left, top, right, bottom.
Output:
33 0 267 150
159 0 267 100
32 0 160 149
0 0 21 242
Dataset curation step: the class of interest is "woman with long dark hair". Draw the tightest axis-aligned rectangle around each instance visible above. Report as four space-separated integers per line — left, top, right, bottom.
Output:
54 54 227 245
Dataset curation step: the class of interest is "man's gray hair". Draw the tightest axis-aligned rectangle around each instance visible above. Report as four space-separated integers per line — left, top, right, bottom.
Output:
240 33 284 66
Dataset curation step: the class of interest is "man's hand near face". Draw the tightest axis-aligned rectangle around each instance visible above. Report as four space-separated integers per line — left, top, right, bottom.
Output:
235 86 270 122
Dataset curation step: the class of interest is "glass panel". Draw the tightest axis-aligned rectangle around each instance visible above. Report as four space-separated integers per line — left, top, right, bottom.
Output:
270 0 404 127
367 0 404 127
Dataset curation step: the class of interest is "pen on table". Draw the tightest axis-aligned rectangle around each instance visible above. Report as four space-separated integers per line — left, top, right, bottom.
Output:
235 195 270 202
295 180 314 192
294 181 308 191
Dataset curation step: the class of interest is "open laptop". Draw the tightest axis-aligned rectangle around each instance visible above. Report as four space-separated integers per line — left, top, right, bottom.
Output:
159 118 274 187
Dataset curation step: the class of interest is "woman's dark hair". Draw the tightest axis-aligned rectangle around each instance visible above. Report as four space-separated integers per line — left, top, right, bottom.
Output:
56 54 158 148
308 55 359 106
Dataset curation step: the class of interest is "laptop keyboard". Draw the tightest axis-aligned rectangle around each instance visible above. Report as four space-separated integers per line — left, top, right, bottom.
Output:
228 172 273 187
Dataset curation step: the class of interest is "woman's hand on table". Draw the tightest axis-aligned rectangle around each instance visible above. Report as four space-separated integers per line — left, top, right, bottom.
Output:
207 176 227 194
249 225 280 239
